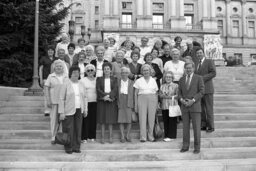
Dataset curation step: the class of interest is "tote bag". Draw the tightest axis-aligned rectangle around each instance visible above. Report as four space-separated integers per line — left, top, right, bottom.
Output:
169 96 182 117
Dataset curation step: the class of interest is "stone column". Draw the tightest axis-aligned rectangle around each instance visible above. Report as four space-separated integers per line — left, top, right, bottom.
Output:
202 0 217 30
203 0 208 18
171 0 176 16
137 0 143 15
210 0 216 18
226 0 231 36
103 0 119 28
146 0 151 16
104 0 110 15
113 0 119 15
179 0 184 17
242 0 247 40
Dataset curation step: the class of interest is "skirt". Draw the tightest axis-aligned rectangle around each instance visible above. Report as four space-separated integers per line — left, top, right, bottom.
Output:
97 100 118 124
118 94 132 124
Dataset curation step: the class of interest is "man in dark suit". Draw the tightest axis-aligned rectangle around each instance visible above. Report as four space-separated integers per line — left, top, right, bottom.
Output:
159 44 172 66
178 61 204 154
194 48 216 133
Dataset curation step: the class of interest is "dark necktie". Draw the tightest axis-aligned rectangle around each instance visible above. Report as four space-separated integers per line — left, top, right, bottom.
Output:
186 74 190 90
197 60 202 71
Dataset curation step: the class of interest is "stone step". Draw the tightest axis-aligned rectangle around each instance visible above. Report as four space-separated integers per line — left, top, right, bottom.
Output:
1 120 256 130
1 159 256 171
214 94 256 101
0 114 48 121
1 101 44 107
0 147 256 162
215 113 256 121
215 107 256 113
9 96 44 101
1 128 256 140
0 137 256 150
214 101 256 107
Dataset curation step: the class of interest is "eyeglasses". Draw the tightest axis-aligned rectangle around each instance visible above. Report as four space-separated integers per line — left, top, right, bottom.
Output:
87 69 94 72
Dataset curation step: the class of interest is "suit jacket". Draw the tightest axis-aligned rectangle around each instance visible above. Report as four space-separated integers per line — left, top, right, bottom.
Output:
58 80 88 116
128 63 142 80
96 76 118 101
195 58 216 94
117 79 134 109
182 47 199 64
90 59 109 68
178 74 205 113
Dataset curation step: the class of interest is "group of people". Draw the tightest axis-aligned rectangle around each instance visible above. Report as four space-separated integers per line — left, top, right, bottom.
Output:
40 33 216 154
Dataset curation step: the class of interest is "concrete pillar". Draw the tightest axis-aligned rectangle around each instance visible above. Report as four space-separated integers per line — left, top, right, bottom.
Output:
210 0 216 18
104 0 110 15
113 0 119 15
171 0 176 16
137 0 143 16
179 0 184 17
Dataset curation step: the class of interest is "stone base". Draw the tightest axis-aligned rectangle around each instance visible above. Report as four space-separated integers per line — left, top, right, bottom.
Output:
103 16 120 29
24 89 44 96
136 16 153 29
170 17 186 29
202 18 218 31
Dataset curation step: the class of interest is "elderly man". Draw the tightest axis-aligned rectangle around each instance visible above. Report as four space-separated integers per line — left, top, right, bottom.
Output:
194 48 216 133
179 61 204 154
160 44 172 66
138 37 151 64
182 40 199 64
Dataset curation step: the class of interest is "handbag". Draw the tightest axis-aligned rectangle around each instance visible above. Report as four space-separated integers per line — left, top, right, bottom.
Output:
153 116 164 139
55 122 70 145
169 96 182 117
131 111 138 123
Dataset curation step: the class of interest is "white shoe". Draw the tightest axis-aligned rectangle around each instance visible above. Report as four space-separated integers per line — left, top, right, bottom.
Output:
90 139 95 142
81 140 87 143
163 138 172 142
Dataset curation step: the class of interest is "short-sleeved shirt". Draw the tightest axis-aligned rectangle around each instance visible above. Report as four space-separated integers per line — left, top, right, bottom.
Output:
39 56 54 79
44 73 69 104
133 77 158 94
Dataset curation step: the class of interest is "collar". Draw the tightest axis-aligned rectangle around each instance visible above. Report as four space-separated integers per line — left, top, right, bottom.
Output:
186 73 194 78
200 57 205 63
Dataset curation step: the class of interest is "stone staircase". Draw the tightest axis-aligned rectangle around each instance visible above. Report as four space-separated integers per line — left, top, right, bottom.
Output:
0 66 256 170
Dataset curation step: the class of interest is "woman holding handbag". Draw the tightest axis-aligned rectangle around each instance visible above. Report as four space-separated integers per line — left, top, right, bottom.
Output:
117 67 135 143
159 71 180 142
58 66 88 154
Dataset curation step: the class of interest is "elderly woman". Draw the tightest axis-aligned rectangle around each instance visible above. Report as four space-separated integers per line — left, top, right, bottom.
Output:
112 50 129 79
74 38 88 54
91 46 108 77
96 62 118 144
153 39 164 57
159 71 179 142
59 66 88 154
118 67 134 143
164 48 185 84
85 45 97 63
66 43 76 66
55 33 69 57
128 51 142 81
44 59 69 144
75 52 87 79
124 40 134 63
104 39 115 62
134 64 159 142
151 48 164 72
80 64 97 143
144 52 163 88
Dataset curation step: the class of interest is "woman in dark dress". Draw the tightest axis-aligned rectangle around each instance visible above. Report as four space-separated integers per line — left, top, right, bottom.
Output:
96 62 118 144
144 52 163 88
128 51 142 81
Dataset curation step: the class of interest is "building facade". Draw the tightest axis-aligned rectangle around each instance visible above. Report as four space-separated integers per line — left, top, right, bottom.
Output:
59 0 256 65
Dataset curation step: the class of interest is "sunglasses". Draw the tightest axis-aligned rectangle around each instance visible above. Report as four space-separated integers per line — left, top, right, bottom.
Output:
87 69 94 72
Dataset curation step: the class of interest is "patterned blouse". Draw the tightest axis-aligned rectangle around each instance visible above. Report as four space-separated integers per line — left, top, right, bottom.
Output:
159 82 179 110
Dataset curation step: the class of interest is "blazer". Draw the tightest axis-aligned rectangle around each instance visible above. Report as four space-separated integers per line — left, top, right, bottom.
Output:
178 73 205 113
58 80 88 116
195 58 216 94
128 62 142 80
90 59 109 68
96 76 118 101
117 78 134 109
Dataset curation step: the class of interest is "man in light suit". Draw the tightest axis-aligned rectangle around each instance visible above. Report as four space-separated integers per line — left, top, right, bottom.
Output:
178 61 204 154
194 48 216 133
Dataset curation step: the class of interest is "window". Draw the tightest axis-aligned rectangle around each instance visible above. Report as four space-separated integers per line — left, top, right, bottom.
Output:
184 4 194 12
248 21 255 37
121 13 132 28
232 20 239 37
152 14 163 29
217 20 224 35
75 17 83 24
95 20 99 29
122 2 132 10
153 3 164 11
185 15 193 29
95 6 99 15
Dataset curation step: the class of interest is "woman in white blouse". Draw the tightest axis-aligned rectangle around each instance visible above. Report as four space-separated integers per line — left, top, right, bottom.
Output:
80 64 97 143
134 64 159 142
59 66 88 154
164 48 185 84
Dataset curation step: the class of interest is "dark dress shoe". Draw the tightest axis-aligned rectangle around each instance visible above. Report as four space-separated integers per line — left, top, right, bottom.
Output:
193 149 200 154
125 137 132 142
120 138 125 143
180 148 189 153
140 140 146 143
51 140 56 145
65 150 73 154
206 128 215 133
73 149 81 153
44 113 50 117
201 127 207 131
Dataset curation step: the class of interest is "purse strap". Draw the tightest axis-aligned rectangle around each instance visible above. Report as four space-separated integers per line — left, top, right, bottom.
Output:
171 96 175 106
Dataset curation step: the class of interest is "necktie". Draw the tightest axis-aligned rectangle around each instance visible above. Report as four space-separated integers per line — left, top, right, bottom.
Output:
186 74 190 90
197 60 202 71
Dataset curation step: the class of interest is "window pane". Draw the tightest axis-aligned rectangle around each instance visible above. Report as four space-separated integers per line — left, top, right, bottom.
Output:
184 4 194 12
75 17 83 24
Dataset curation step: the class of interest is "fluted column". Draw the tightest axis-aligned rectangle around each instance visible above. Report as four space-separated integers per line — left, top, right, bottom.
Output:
137 0 143 16
179 0 184 17
242 0 247 38
113 0 119 15
145 0 151 16
171 0 176 16
203 0 208 18
104 0 110 15
210 0 216 18
226 0 231 36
